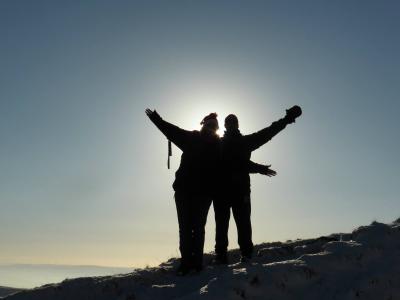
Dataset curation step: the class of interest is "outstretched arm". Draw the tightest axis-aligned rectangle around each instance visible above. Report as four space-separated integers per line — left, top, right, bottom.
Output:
244 105 302 152
248 161 277 177
145 109 191 150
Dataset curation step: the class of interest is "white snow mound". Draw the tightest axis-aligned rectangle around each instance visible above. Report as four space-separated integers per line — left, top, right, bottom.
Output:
5 219 400 300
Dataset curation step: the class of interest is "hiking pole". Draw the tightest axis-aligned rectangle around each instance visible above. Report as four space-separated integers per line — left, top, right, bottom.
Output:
167 140 172 169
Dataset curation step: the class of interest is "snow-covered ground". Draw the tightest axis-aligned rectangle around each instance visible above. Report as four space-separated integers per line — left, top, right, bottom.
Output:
4 218 400 300
0 287 24 298
0 264 133 290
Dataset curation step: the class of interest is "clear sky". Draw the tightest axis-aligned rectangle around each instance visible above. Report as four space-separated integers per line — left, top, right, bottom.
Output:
1 0 399 273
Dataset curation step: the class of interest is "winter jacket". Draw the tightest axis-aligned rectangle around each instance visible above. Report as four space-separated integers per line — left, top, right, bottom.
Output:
149 114 220 197
221 117 290 196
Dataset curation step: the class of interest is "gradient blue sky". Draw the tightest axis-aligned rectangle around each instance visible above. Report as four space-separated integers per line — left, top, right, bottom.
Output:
1 0 399 271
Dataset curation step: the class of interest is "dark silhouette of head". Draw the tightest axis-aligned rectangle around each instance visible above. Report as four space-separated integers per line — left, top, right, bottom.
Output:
225 114 239 131
200 113 219 134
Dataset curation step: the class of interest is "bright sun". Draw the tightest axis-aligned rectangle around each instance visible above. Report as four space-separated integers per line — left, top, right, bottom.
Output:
174 95 240 136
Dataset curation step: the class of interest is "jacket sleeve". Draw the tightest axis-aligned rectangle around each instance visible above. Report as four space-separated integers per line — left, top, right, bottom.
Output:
244 117 289 152
149 114 191 151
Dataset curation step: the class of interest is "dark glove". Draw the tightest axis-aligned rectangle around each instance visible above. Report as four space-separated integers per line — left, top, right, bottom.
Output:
284 105 302 124
145 108 162 123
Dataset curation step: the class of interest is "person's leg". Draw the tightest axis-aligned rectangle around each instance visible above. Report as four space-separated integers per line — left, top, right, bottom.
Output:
232 194 254 258
192 195 212 270
174 191 194 271
213 197 230 262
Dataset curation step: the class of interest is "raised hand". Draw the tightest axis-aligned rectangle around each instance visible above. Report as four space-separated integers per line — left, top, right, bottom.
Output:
145 108 161 122
145 108 154 117
258 164 277 177
285 105 302 124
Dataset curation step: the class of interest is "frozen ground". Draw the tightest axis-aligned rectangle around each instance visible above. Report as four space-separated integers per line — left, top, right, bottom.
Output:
0 287 24 298
0 264 133 290
4 218 400 300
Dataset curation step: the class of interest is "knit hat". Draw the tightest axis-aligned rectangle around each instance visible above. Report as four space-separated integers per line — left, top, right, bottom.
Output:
200 113 219 130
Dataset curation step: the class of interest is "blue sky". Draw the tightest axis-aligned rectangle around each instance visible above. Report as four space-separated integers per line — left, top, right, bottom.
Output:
1 0 399 279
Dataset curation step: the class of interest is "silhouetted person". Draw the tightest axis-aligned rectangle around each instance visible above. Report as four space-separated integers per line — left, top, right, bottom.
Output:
214 106 302 263
145 109 220 275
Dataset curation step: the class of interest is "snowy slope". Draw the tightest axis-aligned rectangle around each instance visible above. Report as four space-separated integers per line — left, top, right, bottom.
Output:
0 287 24 298
0 264 133 289
5 219 400 300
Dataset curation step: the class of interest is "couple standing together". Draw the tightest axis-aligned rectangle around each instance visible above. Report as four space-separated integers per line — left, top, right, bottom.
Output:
145 105 302 275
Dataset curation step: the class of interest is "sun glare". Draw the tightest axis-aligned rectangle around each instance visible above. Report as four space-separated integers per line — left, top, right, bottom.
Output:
172 91 243 136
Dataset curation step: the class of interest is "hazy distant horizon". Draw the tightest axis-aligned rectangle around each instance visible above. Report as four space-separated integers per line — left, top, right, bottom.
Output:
0 263 134 289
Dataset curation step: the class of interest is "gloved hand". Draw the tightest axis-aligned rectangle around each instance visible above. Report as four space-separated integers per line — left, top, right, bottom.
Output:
284 105 302 124
145 108 162 123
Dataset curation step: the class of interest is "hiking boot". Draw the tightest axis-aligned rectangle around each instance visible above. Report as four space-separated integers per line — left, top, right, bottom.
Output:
212 253 228 265
194 264 203 272
175 264 193 276
240 254 252 263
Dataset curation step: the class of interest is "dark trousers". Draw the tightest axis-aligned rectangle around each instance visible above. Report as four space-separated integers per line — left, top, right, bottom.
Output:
213 194 253 257
174 191 212 268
